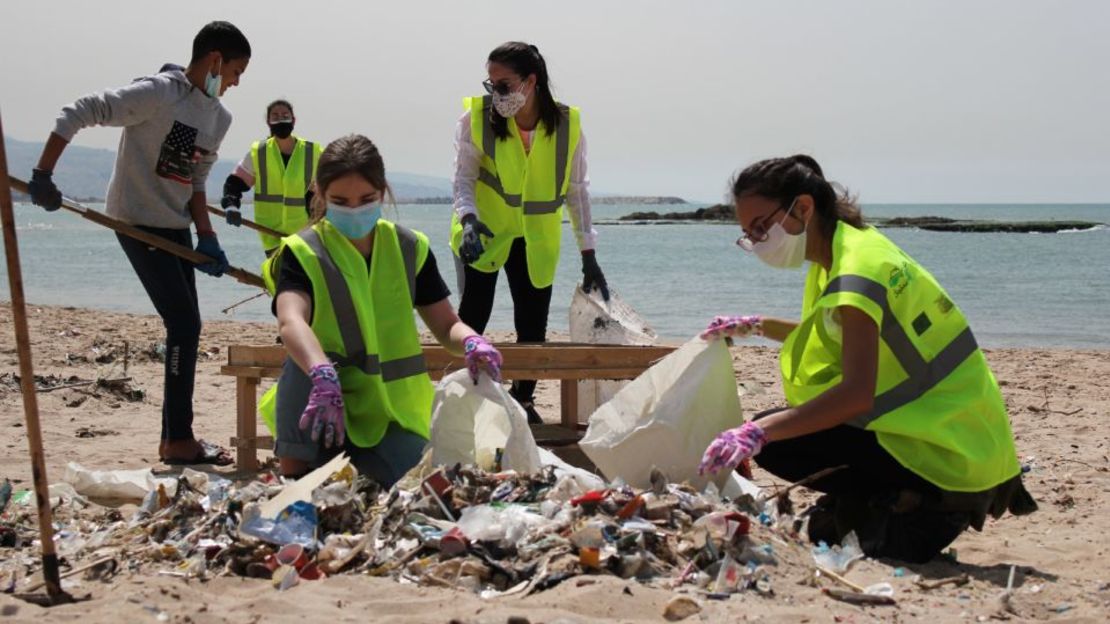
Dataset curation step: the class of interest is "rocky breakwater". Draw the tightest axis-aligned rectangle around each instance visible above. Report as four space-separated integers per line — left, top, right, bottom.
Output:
616 207 1105 233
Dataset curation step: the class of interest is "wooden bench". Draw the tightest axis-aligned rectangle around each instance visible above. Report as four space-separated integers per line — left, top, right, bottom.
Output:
221 343 676 471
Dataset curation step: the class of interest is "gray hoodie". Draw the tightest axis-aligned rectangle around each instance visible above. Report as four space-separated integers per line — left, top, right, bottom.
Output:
53 70 232 229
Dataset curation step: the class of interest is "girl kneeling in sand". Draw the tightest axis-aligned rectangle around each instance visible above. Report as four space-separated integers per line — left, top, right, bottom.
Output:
698 155 1036 562
259 134 502 487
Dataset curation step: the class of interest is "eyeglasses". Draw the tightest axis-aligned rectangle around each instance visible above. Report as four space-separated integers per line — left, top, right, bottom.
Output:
735 198 797 251
482 79 519 96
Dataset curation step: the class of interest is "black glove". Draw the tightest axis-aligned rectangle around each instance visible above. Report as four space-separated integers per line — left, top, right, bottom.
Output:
221 175 247 226
581 250 610 301
459 213 494 264
195 233 230 277
221 196 242 226
28 169 62 211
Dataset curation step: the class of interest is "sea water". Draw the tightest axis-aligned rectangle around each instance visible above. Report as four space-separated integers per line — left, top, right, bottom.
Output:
2 202 1107 348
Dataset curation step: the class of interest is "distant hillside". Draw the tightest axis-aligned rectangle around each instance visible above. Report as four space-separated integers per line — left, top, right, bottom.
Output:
3 137 451 201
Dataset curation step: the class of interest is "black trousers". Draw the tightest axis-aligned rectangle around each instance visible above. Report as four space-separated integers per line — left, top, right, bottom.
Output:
116 227 201 442
753 409 943 500
456 237 552 402
753 409 972 562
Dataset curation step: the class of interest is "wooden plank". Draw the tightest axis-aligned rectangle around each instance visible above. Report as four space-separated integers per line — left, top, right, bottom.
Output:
560 380 579 429
423 344 675 372
230 435 274 451
235 377 260 472
228 344 286 368
530 424 582 447
223 364 653 382
228 343 675 371
220 365 284 379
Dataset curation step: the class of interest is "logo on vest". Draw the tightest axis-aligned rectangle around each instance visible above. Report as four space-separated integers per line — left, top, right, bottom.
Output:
888 263 915 298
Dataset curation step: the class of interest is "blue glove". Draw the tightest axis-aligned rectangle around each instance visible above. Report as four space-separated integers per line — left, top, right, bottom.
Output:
28 169 62 211
220 194 242 226
459 214 494 264
195 234 230 277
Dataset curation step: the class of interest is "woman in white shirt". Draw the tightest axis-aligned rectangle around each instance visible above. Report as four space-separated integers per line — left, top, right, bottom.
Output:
450 41 607 423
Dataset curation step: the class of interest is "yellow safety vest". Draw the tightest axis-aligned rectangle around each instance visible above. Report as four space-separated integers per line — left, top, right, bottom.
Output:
780 221 1021 492
259 219 434 447
449 96 581 288
250 136 323 250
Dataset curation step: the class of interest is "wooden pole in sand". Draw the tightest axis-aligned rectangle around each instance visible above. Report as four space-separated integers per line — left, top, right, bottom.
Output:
7 176 265 289
0 112 67 599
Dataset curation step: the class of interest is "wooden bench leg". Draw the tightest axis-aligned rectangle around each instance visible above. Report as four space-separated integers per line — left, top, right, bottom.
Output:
560 380 578 430
236 377 259 472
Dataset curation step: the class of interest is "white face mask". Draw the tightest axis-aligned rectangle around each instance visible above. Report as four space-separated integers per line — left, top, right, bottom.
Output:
492 82 528 118
752 198 808 269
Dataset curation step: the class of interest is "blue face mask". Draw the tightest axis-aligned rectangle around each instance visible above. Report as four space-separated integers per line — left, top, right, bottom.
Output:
326 201 382 239
204 57 223 98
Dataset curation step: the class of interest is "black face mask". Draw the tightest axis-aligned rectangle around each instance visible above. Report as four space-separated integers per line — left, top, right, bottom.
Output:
269 121 294 139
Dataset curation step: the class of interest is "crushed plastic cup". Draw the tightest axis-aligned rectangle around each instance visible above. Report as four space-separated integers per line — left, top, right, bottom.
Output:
272 564 299 591
812 531 864 573
439 527 469 556
276 544 308 570
864 582 895 597
712 554 745 594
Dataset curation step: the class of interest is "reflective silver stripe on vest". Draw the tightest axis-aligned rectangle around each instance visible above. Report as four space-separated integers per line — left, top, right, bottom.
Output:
823 276 928 378
395 224 419 305
257 140 312 205
255 140 281 202
299 227 426 381
854 327 979 428
303 142 316 192
300 229 365 366
477 168 522 207
474 98 569 216
821 275 979 428
551 105 571 199
480 96 496 161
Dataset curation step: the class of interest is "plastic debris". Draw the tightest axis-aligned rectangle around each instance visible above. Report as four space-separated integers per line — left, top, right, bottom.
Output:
811 531 864 573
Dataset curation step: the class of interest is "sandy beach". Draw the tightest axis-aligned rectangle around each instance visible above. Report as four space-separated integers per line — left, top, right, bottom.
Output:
0 302 1107 622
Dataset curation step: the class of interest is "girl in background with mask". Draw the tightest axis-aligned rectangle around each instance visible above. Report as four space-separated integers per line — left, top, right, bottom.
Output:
221 99 323 255
261 134 502 486
450 41 608 424
698 155 1035 562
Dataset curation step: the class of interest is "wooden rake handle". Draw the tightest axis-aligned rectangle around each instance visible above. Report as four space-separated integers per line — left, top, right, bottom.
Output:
9 176 265 289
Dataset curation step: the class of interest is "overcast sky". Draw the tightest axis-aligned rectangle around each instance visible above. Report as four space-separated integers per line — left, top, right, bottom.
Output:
3 0 1107 203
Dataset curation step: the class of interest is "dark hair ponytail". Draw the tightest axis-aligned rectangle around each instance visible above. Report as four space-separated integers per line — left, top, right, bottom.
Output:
310 134 393 221
730 154 864 241
487 41 563 140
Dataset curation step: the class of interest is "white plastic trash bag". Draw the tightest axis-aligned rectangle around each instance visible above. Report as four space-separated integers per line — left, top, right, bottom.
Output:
579 337 743 490
64 462 178 501
429 370 542 473
569 286 657 346
569 286 657 424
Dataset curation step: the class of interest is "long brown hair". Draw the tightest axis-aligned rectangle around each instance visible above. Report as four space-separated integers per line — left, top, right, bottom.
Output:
731 154 864 241
310 134 394 221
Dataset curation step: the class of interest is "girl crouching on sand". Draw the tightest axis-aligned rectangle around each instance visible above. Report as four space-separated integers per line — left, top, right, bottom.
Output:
698 155 1036 562
260 134 501 487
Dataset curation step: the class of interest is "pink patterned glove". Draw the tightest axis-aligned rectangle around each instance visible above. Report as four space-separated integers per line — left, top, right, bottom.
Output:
698 421 768 475
299 363 345 448
700 315 763 341
463 335 502 383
